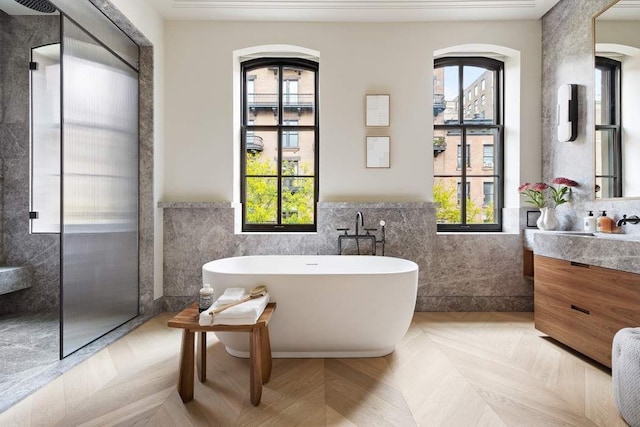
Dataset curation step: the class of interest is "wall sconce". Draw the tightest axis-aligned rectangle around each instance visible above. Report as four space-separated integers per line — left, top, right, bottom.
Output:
557 84 578 142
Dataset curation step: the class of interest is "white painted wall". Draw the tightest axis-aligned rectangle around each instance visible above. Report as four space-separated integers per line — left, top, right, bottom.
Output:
163 20 541 205
109 0 165 300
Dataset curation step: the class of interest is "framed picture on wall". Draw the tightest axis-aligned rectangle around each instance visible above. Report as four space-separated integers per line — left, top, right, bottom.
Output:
366 136 390 168
365 94 390 127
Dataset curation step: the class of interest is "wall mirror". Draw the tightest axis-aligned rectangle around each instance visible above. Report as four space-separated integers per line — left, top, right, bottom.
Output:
594 0 640 199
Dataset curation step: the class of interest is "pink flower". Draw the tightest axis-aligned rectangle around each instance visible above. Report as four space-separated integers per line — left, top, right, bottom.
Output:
531 182 549 192
552 177 579 187
518 182 531 192
519 182 547 208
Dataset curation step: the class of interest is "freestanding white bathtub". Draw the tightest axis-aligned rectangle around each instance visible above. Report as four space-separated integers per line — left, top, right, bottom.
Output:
202 255 418 358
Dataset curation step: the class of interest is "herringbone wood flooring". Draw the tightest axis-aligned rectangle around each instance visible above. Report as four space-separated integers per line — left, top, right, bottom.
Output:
0 312 628 426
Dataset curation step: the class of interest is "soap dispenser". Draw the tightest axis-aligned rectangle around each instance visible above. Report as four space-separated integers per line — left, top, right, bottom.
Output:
596 211 614 233
584 211 597 232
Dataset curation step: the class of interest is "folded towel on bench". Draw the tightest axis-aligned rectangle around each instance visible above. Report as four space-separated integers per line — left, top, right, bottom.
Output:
199 287 270 326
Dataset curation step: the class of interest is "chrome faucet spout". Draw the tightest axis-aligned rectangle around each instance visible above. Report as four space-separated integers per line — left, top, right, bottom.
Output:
355 211 364 236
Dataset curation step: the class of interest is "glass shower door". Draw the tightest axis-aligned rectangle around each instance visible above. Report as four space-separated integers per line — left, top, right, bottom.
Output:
60 17 139 357
30 43 60 234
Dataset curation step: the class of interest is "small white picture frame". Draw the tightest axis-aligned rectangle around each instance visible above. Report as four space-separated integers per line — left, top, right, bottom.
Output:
365 94 390 127
366 136 390 168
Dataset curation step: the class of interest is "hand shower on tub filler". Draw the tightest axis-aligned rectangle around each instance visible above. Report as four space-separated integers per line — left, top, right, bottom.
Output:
336 212 386 255
378 220 386 256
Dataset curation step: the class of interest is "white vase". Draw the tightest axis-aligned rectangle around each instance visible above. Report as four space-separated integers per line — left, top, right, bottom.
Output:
536 207 558 231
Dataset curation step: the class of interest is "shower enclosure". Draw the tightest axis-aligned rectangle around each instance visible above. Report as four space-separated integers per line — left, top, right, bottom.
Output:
0 0 146 411
1 0 140 372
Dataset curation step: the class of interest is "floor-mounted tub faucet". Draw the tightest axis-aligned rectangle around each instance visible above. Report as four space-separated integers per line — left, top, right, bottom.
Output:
337 212 386 256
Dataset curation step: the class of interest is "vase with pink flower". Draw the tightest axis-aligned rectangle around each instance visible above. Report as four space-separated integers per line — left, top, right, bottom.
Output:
518 178 579 230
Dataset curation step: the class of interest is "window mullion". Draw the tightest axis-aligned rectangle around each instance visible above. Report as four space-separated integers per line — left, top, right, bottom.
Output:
458 65 467 226
457 65 464 124
276 65 284 226
461 127 468 226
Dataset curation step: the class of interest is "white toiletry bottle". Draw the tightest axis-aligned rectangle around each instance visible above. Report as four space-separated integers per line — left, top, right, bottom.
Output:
583 211 597 232
199 283 214 312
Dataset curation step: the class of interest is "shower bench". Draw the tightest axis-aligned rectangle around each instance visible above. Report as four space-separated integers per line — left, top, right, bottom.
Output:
167 302 276 406
0 266 32 296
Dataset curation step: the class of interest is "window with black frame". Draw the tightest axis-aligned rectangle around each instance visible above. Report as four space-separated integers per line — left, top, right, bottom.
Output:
433 57 504 231
595 56 622 199
241 58 319 232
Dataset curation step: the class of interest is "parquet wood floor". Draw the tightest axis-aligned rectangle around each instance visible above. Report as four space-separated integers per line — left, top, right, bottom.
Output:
0 311 628 426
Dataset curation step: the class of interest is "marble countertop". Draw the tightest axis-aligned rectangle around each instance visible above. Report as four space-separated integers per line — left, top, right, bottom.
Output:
523 229 640 274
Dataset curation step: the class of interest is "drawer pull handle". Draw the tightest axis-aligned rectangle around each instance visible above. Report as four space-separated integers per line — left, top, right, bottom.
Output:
571 304 590 315
570 261 590 268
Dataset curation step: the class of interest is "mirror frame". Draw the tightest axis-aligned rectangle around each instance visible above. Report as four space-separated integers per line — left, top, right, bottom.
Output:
592 0 640 200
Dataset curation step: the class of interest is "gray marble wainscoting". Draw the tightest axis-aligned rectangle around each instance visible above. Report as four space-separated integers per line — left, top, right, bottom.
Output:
161 201 533 312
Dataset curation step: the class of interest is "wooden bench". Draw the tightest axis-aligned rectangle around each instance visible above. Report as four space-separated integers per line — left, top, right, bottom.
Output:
167 302 276 406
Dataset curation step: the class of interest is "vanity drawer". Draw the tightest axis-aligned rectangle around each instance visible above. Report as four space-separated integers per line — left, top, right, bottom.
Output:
534 255 640 325
534 255 640 367
534 292 620 366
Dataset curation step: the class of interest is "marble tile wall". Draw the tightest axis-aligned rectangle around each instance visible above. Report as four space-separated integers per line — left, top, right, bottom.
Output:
0 12 5 265
162 202 533 312
0 14 61 314
541 0 640 235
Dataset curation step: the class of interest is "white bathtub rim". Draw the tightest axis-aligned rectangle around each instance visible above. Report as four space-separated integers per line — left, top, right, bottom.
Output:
224 345 396 359
203 255 418 276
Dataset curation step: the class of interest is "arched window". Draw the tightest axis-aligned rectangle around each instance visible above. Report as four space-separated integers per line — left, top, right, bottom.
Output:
241 58 319 232
433 57 504 231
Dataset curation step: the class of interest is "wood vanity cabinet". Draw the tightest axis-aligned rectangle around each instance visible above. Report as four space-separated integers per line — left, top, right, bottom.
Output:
534 255 640 367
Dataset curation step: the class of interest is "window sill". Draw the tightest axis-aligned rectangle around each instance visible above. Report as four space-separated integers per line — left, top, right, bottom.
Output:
236 231 317 235
437 231 519 236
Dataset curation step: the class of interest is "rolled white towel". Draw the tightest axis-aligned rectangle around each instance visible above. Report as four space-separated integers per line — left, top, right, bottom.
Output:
213 293 269 325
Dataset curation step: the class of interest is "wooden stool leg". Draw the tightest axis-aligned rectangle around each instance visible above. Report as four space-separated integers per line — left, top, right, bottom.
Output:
197 331 207 383
178 329 195 403
260 326 272 384
250 326 263 406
